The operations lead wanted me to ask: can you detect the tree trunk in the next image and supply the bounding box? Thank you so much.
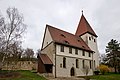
[0,62,3,70]
[115,66,117,73]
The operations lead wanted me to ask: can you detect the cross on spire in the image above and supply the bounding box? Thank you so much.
[82,10,83,14]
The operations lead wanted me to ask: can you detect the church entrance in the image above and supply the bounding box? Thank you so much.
[70,67,75,76]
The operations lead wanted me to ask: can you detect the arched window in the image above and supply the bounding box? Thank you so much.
[94,60,95,68]
[94,39,96,42]
[82,60,85,68]
[76,59,79,68]
[63,57,66,68]
[89,37,91,40]
[89,61,92,69]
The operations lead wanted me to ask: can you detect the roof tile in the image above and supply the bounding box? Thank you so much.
[47,24,92,52]
[75,14,97,37]
[40,54,53,64]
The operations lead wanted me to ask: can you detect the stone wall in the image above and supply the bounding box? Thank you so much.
[2,61,38,70]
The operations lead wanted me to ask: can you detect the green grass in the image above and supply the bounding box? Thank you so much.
[0,70,46,80]
[89,73,120,80]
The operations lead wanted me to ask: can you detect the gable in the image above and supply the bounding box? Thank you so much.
[41,26,53,49]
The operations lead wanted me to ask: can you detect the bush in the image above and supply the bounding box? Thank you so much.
[85,76,90,80]
[94,71,100,75]
[99,65,109,75]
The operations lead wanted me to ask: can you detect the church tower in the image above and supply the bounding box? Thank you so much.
[75,12,99,69]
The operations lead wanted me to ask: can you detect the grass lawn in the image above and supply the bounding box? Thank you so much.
[0,70,46,80]
[89,73,120,80]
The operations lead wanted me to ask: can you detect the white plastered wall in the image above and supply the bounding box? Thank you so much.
[81,33,99,69]
[42,27,53,49]
[55,44,93,77]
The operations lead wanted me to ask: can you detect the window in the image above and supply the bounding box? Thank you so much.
[69,47,72,53]
[89,52,91,57]
[60,64,62,68]
[61,34,66,38]
[94,39,96,42]
[94,60,95,68]
[63,57,66,68]
[82,50,85,56]
[91,36,93,39]
[64,40,69,44]
[89,61,92,69]
[76,59,79,68]
[75,49,78,55]
[28,62,30,64]
[78,40,80,42]
[60,45,64,52]
[89,37,91,40]
[82,60,85,68]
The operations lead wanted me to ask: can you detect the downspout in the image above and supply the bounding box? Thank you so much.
[54,43,56,78]
[92,52,94,73]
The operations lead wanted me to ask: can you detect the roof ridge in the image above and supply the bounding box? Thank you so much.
[46,24,76,37]
[46,24,93,52]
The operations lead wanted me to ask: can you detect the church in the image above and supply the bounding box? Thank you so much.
[38,13,99,77]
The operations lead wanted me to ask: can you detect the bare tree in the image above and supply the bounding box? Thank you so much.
[4,42,23,70]
[23,48,34,58]
[82,65,90,80]
[82,65,90,76]
[36,49,41,57]
[0,7,26,69]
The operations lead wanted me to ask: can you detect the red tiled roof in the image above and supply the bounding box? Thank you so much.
[75,14,97,37]
[40,54,53,64]
[47,24,93,52]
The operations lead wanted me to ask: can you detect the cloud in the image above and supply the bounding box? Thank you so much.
[93,0,120,53]
[1,0,120,54]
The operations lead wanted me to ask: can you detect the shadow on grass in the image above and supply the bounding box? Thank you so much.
[78,73,120,80]
[0,70,21,79]
[0,70,46,80]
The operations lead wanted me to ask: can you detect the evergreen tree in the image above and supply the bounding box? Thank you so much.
[105,39,120,73]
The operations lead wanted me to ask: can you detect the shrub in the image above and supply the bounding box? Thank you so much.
[94,71,100,75]
[99,65,109,75]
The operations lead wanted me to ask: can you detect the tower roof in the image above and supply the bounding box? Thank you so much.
[75,13,97,37]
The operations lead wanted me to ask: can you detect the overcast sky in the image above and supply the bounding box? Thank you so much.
[0,0,120,54]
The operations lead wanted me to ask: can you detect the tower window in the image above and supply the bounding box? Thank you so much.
[63,57,66,68]
[69,47,72,54]
[91,36,93,39]
[75,49,78,55]
[60,45,64,52]
[89,37,91,40]
[94,39,96,42]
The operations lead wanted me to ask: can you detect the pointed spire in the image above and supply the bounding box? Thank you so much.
[75,13,97,37]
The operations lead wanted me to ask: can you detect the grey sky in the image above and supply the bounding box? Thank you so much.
[0,0,120,54]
